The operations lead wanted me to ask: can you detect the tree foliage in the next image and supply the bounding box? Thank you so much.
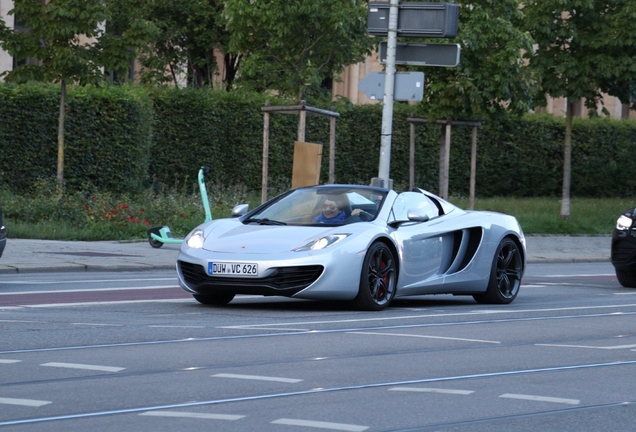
[109,0,235,89]
[224,0,374,101]
[415,0,537,121]
[0,0,155,181]
[524,0,636,112]
[523,0,636,218]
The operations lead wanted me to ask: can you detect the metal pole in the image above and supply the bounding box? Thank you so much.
[377,0,399,186]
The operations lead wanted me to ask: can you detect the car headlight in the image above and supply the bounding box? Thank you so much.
[294,234,350,252]
[186,229,205,249]
[617,215,633,231]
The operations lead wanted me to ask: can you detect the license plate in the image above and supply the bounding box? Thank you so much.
[208,262,258,277]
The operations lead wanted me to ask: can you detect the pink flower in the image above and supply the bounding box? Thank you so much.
[143,220,150,226]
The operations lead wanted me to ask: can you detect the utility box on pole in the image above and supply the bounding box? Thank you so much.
[367,2,459,38]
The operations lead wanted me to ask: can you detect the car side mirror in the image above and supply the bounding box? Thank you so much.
[407,208,430,222]
[232,204,249,217]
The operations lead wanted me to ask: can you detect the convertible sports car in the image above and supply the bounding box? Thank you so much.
[176,185,526,311]
[611,208,636,287]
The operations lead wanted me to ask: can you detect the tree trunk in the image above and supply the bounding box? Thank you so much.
[560,102,573,220]
[57,80,66,184]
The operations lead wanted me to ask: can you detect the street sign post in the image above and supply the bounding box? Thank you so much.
[378,42,461,67]
[367,2,459,38]
[359,72,425,102]
[367,2,459,187]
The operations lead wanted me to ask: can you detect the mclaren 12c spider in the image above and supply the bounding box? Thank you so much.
[176,185,526,311]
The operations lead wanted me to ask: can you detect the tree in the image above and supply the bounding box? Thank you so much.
[417,0,537,121]
[411,0,537,199]
[524,0,636,219]
[108,0,239,90]
[224,0,374,101]
[0,0,155,183]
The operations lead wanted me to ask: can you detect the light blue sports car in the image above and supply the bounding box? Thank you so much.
[176,184,526,311]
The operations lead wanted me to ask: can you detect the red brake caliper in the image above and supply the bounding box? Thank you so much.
[378,260,387,298]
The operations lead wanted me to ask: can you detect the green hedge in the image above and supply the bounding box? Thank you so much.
[1,83,636,198]
[0,82,153,194]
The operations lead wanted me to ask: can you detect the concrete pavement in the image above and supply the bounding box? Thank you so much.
[0,235,612,274]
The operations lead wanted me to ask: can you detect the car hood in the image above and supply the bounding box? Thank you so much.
[201,220,352,254]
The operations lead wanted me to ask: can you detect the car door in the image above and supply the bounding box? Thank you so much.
[389,191,453,294]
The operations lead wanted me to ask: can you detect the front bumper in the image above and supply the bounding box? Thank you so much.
[611,228,636,270]
[176,247,365,301]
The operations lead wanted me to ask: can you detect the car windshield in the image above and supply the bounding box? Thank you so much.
[244,186,388,226]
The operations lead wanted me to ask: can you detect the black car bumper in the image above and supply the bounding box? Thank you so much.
[611,208,636,270]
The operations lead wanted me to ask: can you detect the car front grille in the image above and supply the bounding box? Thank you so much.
[178,261,324,297]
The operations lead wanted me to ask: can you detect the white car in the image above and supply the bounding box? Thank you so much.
[176,185,526,311]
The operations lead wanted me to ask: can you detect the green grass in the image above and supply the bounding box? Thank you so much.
[2,185,632,240]
[450,196,633,235]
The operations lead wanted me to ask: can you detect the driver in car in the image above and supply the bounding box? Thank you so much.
[313,197,347,224]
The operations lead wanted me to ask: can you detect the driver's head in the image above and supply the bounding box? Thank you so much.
[321,196,341,219]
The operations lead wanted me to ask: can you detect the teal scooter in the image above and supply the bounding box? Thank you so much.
[147,166,213,248]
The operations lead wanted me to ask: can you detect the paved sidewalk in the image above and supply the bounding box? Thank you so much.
[0,235,612,274]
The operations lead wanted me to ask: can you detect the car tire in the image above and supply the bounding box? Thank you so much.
[193,293,235,306]
[615,268,636,288]
[352,242,397,311]
[473,237,523,305]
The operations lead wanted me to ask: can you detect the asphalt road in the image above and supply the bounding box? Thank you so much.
[1,262,635,431]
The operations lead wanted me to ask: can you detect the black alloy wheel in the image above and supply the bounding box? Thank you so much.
[474,237,523,304]
[353,242,397,311]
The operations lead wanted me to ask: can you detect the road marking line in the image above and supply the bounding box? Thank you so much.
[538,274,615,278]
[0,278,176,285]
[2,360,634,427]
[219,303,636,329]
[148,325,205,329]
[537,343,636,350]
[139,411,244,420]
[41,362,124,373]
[72,323,123,327]
[22,299,192,308]
[0,397,51,407]
[271,418,368,431]
[212,373,302,383]
[349,331,500,344]
[0,320,43,323]
[230,327,311,331]
[0,285,178,295]
[521,284,547,288]
[0,360,21,364]
[389,387,474,395]
[499,393,580,405]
